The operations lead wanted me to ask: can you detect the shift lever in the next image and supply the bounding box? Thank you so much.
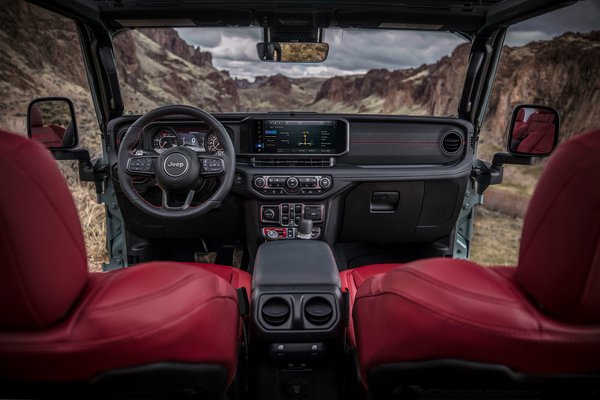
[297,218,313,240]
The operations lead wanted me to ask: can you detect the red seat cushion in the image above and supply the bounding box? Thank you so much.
[340,264,402,346]
[187,263,251,295]
[0,262,241,383]
[353,258,600,381]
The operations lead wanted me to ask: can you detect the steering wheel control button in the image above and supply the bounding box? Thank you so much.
[200,158,223,173]
[128,157,155,173]
[163,153,189,177]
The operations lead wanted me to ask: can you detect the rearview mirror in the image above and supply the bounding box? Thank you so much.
[257,42,329,63]
[27,97,78,149]
[507,104,559,156]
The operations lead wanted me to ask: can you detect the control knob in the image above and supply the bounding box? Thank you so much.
[254,176,266,188]
[263,208,276,220]
[319,177,332,189]
[266,230,279,240]
[286,177,299,189]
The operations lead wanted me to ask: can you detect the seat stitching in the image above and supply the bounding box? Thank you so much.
[0,295,238,350]
[90,272,205,313]
[392,268,522,306]
[355,290,600,341]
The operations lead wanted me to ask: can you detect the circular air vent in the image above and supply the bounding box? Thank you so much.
[441,131,464,155]
[304,297,333,325]
[261,298,290,326]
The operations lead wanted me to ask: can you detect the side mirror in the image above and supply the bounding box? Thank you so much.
[27,97,78,149]
[507,104,559,157]
[257,42,329,63]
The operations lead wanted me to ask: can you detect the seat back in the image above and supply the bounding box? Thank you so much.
[0,131,88,329]
[517,129,600,323]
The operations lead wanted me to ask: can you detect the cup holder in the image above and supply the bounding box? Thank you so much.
[261,297,291,326]
[304,296,333,325]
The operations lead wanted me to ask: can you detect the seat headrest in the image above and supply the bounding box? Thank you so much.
[517,129,600,323]
[0,130,88,329]
[529,111,555,124]
[516,108,526,122]
[29,104,43,128]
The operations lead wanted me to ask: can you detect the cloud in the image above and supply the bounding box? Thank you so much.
[178,27,466,79]
[505,0,600,45]
[176,0,600,79]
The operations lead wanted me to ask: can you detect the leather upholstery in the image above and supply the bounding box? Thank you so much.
[350,128,600,381]
[512,108,528,140]
[353,259,600,379]
[29,105,65,147]
[518,128,600,322]
[0,130,248,384]
[187,262,252,296]
[0,262,240,382]
[516,110,555,154]
[340,264,401,346]
[0,130,88,329]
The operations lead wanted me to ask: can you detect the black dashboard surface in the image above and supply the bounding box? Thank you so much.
[107,112,473,169]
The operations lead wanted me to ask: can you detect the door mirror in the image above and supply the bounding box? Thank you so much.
[257,42,329,63]
[507,105,559,156]
[27,97,78,149]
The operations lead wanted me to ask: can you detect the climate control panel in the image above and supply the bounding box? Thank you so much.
[253,175,333,195]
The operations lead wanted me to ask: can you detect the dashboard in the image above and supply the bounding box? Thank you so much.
[107,112,474,245]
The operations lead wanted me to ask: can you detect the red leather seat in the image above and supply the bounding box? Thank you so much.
[516,110,556,154]
[29,104,65,148]
[511,108,528,141]
[0,130,250,396]
[350,129,600,391]
[340,264,402,346]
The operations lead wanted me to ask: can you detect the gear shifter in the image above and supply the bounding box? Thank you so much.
[297,218,313,240]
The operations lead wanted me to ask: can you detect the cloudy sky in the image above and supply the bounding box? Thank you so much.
[177,0,600,81]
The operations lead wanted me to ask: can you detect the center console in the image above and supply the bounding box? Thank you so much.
[250,241,346,399]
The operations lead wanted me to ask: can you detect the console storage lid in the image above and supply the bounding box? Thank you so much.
[252,241,340,287]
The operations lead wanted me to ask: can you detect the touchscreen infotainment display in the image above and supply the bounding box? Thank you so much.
[252,120,347,154]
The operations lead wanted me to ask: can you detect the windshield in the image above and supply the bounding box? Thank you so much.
[112,28,470,116]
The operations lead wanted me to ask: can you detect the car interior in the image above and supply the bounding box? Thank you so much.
[0,0,599,399]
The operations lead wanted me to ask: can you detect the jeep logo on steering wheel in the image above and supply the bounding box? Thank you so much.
[163,153,189,177]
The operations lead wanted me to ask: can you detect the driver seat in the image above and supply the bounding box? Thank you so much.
[0,130,250,398]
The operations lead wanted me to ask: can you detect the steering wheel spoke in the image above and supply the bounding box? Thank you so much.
[198,155,225,177]
[118,105,235,219]
[161,188,196,210]
[126,155,158,176]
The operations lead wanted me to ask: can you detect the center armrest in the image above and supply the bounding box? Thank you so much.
[252,241,340,287]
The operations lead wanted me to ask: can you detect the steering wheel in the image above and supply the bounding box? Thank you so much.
[117,105,235,219]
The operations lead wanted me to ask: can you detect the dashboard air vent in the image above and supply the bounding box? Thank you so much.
[441,131,464,155]
[252,158,335,167]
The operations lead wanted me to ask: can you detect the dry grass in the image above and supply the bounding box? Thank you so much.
[0,117,108,272]
[471,207,523,266]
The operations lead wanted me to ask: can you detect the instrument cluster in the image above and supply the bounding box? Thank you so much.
[151,126,225,155]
